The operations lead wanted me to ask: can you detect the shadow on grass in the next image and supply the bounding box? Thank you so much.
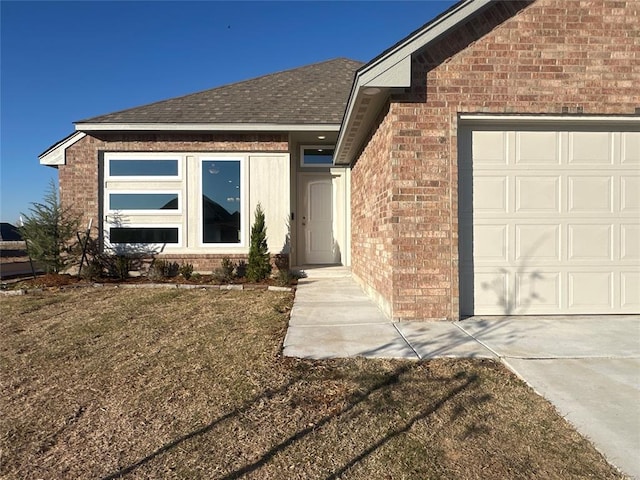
[100,376,302,480]
[102,363,481,480]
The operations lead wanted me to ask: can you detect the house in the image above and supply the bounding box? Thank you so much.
[40,0,639,320]
[0,223,22,242]
[40,58,362,272]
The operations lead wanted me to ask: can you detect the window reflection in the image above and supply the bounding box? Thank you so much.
[202,160,241,243]
[302,147,334,166]
[109,193,178,210]
[109,159,178,177]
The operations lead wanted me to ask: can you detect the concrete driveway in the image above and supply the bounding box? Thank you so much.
[284,267,640,479]
[455,315,640,479]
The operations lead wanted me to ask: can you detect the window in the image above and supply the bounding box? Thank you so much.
[106,157,180,179]
[108,192,180,212]
[109,226,180,244]
[201,158,243,244]
[300,146,335,167]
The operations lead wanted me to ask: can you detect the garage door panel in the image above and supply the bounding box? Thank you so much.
[472,131,508,164]
[568,131,613,165]
[516,224,560,262]
[474,176,508,212]
[516,176,560,213]
[462,124,639,315]
[621,176,639,213]
[568,272,613,309]
[516,271,561,312]
[621,224,640,261]
[475,271,509,313]
[516,131,559,165]
[568,176,613,213]
[621,272,640,309]
[621,132,640,164]
[568,224,613,261]
[474,225,508,261]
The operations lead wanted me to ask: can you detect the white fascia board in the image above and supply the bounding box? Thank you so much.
[39,132,86,166]
[459,114,640,124]
[75,123,340,132]
[361,55,412,89]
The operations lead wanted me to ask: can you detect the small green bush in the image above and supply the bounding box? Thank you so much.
[18,181,80,274]
[246,204,271,282]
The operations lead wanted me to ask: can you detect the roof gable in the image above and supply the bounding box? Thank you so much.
[77,58,363,128]
[334,0,533,165]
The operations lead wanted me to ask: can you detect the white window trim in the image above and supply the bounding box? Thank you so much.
[105,152,183,181]
[104,223,183,251]
[106,190,182,215]
[300,145,335,168]
[199,157,246,248]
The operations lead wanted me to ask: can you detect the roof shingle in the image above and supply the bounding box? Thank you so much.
[77,58,364,125]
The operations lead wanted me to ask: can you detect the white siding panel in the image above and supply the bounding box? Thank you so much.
[248,154,291,254]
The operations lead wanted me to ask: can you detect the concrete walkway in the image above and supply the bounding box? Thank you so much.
[283,266,640,479]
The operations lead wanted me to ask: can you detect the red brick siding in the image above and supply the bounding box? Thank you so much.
[352,0,639,320]
[350,104,395,312]
[59,132,288,271]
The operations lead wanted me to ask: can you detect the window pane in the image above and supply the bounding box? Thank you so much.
[110,227,178,244]
[109,193,178,210]
[303,148,334,165]
[202,160,241,243]
[109,159,178,176]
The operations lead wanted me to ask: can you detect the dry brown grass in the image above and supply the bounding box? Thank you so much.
[0,288,626,479]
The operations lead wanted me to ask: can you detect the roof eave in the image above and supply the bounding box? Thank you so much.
[333,0,493,166]
[74,122,341,132]
[39,132,87,167]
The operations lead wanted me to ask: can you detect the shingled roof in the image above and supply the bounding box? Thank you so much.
[77,58,364,126]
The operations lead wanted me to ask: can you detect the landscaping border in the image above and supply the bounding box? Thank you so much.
[0,282,295,296]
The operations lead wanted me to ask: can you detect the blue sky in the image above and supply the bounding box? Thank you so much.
[0,0,456,224]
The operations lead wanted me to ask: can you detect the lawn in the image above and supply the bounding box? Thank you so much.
[0,287,625,479]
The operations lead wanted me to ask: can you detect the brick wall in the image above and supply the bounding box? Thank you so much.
[351,0,639,320]
[60,132,288,271]
[350,105,396,316]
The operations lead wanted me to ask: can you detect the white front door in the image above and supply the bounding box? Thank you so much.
[299,174,335,264]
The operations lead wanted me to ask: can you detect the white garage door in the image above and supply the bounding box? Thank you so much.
[459,123,640,316]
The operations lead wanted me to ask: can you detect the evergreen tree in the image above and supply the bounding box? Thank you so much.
[18,181,80,273]
[246,203,271,282]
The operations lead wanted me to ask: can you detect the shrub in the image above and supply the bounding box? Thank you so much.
[18,181,80,274]
[148,259,179,281]
[79,259,103,281]
[103,255,132,280]
[235,260,247,278]
[221,257,235,279]
[275,269,304,287]
[246,203,271,282]
[179,262,194,280]
[212,257,235,283]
